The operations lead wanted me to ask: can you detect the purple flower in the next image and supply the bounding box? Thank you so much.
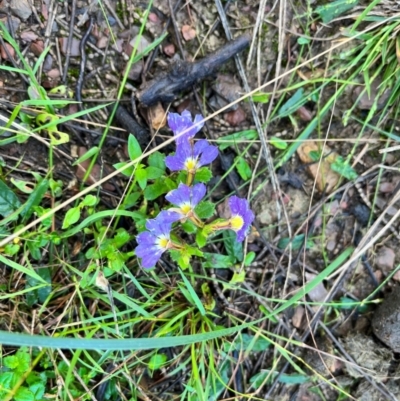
[168,110,204,145]
[228,196,255,242]
[135,211,179,268]
[165,139,218,172]
[165,183,206,220]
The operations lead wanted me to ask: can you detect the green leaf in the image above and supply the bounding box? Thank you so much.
[235,156,252,181]
[49,84,73,97]
[113,228,130,248]
[26,266,52,306]
[47,130,70,146]
[143,179,168,200]
[14,386,34,401]
[20,178,49,222]
[113,161,135,177]
[4,243,20,256]
[224,333,271,352]
[229,271,245,285]
[148,151,165,170]
[277,234,314,250]
[201,282,216,311]
[270,136,288,150]
[27,240,42,261]
[123,192,141,208]
[128,134,142,160]
[0,371,14,391]
[135,166,148,190]
[62,207,81,229]
[315,0,358,23]
[244,251,256,266]
[250,370,309,387]
[81,194,97,207]
[29,381,45,399]
[195,229,207,248]
[181,220,197,234]
[148,354,167,370]
[203,253,234,268]
[297,37,310,45]
[330,156,358,180]
[194,167,212,183]
[16,348,31,373]
[72,146,98,166]
[216,130,258,150]
[223,230,243,262]
[4,354,19,369]
[251,92,270,103]
[308,150,320,162]
[145,166,164,180]
[278,88,305,117]
[169,249,190,270]
[164,177,177,191]
[194,201,215,219]
[108,252,126,272]
[0,179,21,217]
[11,179,34,194]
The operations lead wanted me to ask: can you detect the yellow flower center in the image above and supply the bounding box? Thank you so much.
[230,215,244,231]
[181,203,192,215]
[185,158,197,171]
[157,237,169,249]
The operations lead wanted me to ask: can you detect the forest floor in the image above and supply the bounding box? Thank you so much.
[1,0,400,400]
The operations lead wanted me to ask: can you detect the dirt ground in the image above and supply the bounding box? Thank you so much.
[2,0,400,400]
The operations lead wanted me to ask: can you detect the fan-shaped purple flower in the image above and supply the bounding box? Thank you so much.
[135,211,179,268]
[168,110,204,145]
[228,196,255,242]
[165,139,218,172]
[165,183,206,219]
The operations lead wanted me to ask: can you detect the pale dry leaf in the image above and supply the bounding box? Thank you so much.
[181,25,196,41]
[297,142,340,193]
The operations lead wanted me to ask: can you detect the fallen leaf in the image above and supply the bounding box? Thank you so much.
[148,102,166,130]
[224,107,246,126]
[292,306,305,329]
[305,273,328,302]
[297,141,340,193]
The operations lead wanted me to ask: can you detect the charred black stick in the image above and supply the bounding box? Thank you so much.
[109,104,150,147]
[137,34,250,106]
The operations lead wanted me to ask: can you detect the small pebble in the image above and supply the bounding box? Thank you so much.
[10,0,32,20]
[375,247,395,272]
[224,107,246,126]
[181,25,196,41]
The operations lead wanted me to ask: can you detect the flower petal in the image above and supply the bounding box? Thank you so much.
[193,140,218,166]
[167,110,204,145]
[191,183,206,206]
[165,141,191,171]
[140,247,165,268]
[146,217,172,238]
[165,154,184,171]
[228,196,255,242]
[158,210,182,223]
[166,183,191,206]
[136,231,156,246]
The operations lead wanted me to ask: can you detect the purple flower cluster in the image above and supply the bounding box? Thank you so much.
[135,111,255,269]
[165,110,218,179]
